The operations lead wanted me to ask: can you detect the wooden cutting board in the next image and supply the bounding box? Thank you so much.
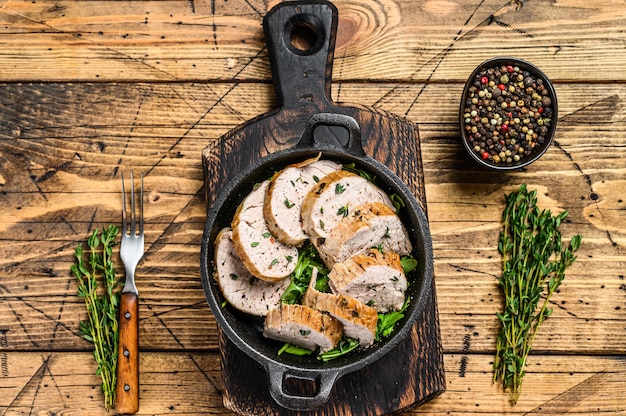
[201,1,445,414]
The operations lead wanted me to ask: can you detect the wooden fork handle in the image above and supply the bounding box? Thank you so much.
[116,292,139,414]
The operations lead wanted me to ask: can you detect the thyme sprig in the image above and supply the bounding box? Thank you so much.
[71,225,121,410]
[494,184,581,404]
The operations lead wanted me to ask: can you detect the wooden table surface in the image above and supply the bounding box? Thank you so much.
[1,0,625,414]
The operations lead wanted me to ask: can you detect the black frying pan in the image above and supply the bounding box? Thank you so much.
[200,112,434,410]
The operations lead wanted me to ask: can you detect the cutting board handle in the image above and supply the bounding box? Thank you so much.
[263,0,338,109]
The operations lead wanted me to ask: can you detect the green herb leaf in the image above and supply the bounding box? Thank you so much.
[284,198,295,208]
[400,256,418,274]
[376,296,410,341]
[390,194,405,212]
[318,337,360,362]
[337,204,349,217]
[278,343,314,356]
[280,242,330,305]
[343,163,376,182]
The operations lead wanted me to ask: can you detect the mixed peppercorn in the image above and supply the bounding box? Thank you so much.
[462,63,555,166]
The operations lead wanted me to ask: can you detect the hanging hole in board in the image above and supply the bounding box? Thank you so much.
[287,15,324,55]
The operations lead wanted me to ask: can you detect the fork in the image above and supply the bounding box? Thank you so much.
[116,170,144,414]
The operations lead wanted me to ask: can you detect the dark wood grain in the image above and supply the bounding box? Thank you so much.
[201,1,443,414]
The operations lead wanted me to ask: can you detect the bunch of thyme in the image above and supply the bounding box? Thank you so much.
[494,184,581,403]
[71,225,121,410]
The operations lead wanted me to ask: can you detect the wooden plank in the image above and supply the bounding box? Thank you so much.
[1,81,625,353]
[0,0,625,82]
[1,352,624,415]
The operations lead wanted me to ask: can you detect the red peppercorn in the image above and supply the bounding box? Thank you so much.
[481,76,488,85]
[507,112,513,119]
[482,151,490,160]
[498,84,506,90]
[501,124,509,133]
[538,107,544,114]
[507,65,514,73]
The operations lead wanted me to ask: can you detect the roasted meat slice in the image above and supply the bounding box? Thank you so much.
[303,269,378,347]
[263,303,343,352]
[328,249,408,313]
[301,170,394,244]
[316,201,412,268]
[264,157,341,246]
[232,180,299,281]
[214,228,289,316]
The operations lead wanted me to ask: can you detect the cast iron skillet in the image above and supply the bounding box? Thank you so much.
[200,112,434,410]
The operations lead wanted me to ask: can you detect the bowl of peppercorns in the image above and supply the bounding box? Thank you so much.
[460,57,557,170]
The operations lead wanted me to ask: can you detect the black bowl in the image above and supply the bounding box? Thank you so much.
[460,57,558,170]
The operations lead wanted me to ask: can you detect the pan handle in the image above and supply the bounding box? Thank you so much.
[265,361,340,411]
[298,112,367,157]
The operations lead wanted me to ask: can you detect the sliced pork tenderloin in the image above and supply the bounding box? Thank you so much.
[263,303,343,352]
[214,228,290,316]
[301,170,395,244]
[232,180,299,282]
[316,201,412,268]
[264,157,341,246]
[328,248,408,313]
[303,268,378,347]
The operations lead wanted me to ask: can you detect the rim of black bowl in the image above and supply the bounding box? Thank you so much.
[459,57,558,171]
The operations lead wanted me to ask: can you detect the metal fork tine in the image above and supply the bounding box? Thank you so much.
[130,170,136,236]
[121,171,127,236]
[139,171,144,235]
